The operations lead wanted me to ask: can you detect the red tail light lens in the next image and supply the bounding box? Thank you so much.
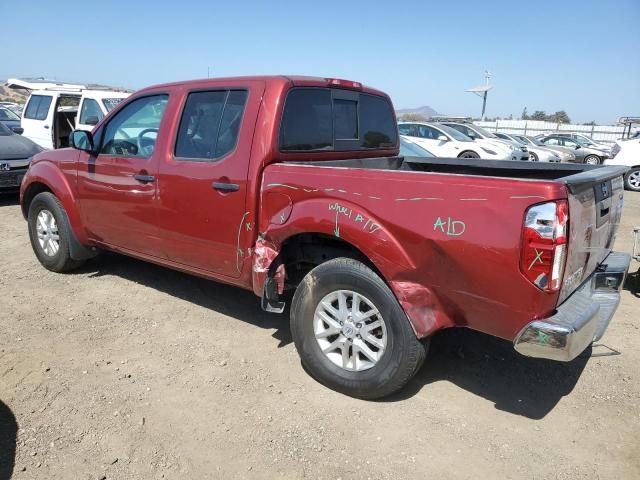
[520,201,568,292]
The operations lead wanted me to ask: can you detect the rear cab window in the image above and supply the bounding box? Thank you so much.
[279,88,397,152]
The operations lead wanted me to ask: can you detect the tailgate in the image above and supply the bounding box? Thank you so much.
[559,166,628,303]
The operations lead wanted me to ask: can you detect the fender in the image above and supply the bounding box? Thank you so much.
[253,196,451,337]
[21,160,97,260]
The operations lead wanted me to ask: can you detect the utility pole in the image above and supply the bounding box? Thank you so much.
[465,70,492,120]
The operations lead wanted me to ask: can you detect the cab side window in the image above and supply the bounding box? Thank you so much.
[79,98,103,125]
[24,95,53,121]
[100,95,168,158]
[174,90,248,161]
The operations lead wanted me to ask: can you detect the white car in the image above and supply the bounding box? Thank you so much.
[7,78,130,149]
[398,121,511,160]
[608,138,640,191]
[439,122,530,161]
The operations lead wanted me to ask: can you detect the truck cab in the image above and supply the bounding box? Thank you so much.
[7,78,130,149]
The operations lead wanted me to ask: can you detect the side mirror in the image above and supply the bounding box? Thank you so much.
[437,135,448,142]
[71,130,96,153]
[11,126,24,135]
[83,116,100,126]
[575,145,581,150]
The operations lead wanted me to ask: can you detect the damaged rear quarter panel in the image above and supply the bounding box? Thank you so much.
[257,163,567,340]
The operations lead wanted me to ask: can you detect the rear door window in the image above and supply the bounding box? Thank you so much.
[280,88,397,151]
[24,95,53,120]
[174,90,248,160]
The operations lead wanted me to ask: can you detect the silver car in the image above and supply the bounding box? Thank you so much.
[514,135,577,163]
[494,132,561,162]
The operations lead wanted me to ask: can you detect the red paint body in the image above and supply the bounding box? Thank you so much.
[20,76,582,342]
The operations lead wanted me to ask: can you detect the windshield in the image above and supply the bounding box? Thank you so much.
[0,122,11,136]
[400,138,434,157]
[437,124,472,142]
[0,108,20,121]
[471,124,497,138]
[102,98,125,112]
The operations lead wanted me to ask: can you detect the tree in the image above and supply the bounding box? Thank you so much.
[530,110,547,121]
[397,113,427,122]
[548,111,571,124]
[521,107,528,120]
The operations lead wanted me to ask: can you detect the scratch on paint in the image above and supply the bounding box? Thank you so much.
[353,192,362,196]
[511,195,546,199]
[303,188,319,192]
[368,195,381,200]
[236,211,250,273]
[459,198,488,201]
[338,189,347,193]
[267,183,298,190]
[324,188,334,192]
[396,197,443,201]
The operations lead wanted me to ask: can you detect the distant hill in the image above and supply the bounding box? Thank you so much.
[0,83,29,104]
[395,105,439,120]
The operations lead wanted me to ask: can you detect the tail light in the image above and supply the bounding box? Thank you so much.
[520,201,568,292]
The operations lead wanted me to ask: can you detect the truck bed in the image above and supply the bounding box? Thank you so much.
[261,157,627,341]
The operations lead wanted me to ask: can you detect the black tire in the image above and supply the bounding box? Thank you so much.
[290,257,428,399]
[584,155,600,165]
[624,167,640,192]
[28,192,84,272]
[529,152,539,162]
[458,150,480,159]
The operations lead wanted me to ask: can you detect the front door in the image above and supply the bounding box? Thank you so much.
[76,94,170,257]
[155,81,264,278]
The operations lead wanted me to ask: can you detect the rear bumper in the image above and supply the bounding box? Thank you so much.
[514,251,631,361]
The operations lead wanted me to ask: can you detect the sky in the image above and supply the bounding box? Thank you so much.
[3,0,639,124]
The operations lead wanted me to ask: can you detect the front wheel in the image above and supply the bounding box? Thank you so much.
[28,192,84,272]
[458,150,480,159]
[584,155,601,165]
[290,258,427,399]
[624,167,640,192]
[529,152,539,162]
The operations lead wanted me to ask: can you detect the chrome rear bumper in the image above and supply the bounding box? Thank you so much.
[514,252,631,361]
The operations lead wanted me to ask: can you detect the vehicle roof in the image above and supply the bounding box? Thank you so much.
[29,89,130,98]
[135,75,388,97]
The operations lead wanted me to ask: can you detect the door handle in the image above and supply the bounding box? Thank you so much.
[44,125,50,129]
[133,174,155,183]
[212,182,239,192]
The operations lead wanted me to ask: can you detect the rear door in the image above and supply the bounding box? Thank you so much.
[76,93,170,256]
[21,92,57,149]
[155,81,264,278]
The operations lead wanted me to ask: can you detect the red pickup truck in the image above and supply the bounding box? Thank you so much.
[20,76,630,399]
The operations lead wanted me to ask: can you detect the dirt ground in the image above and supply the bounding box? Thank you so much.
[1,191,639,480]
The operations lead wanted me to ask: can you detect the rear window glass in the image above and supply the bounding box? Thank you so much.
[279,88,397,151]
[24,95,53,120]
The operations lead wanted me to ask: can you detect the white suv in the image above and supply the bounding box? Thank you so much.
[398,122,512,160]
[8,78,130,149]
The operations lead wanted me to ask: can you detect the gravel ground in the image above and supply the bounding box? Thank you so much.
[1,191,639,480]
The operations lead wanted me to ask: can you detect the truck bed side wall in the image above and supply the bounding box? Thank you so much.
[259,163,569,341]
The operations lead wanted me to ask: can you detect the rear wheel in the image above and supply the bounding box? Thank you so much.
[290,258,427,399]
[28,192,84,272]
[624,167,640,192]
[458,150,480,159]
[584,155,600,165]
